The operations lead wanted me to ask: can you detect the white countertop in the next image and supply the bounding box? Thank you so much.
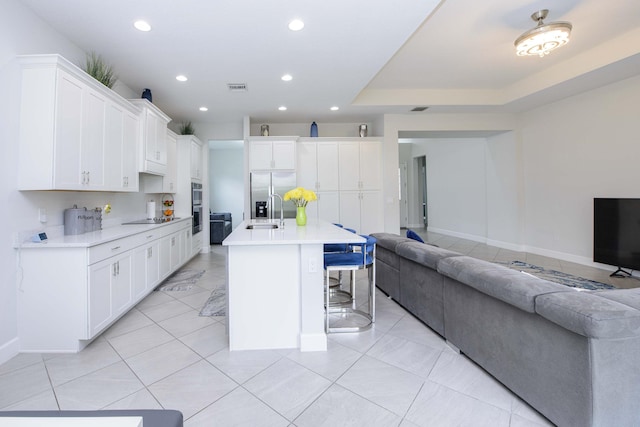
[223,219,365,246]
[18,218,192,249]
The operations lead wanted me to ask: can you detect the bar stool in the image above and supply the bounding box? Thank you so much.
[324,227,357,305]
[324,235,376,333]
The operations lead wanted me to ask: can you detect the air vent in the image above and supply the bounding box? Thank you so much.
[227,83,248,92]
[411,106,429,112]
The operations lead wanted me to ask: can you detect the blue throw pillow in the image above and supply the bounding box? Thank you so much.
[406,229,425,243]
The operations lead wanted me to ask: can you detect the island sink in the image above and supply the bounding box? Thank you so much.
[245,223,279,230]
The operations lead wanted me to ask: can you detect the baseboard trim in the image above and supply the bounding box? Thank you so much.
[0,337,20,365]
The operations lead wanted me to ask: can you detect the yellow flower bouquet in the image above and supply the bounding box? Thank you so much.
[284,187,317,207]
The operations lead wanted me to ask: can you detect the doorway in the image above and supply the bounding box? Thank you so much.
[416,155,427,227]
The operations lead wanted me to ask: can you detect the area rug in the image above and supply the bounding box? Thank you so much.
[199,288,226,316]
[155,269,205,291]
[500,261,615,291]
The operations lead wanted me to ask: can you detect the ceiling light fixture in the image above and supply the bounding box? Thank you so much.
[199,107,208,112]
[330,106,339,111]
[281,74,293,81]
[514,9,572,57]
[133,20,151,32]
[176,75,188,82]
[278,106,287,111]
[288,19,304,31]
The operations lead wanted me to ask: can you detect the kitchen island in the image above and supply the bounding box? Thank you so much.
[223,219,364,351]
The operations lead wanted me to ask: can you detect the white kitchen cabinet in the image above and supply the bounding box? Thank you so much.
[88,252,132,338]
[297,140,339,192]
[105,104,140,191]
[338,140,382,191]
[17,219,195,352]
[18,54,141,192]
[159,235,171,279]
[249,138,296,171]
[339,191,383,235]
[164,130,178,192]
[129,98,171,176]
[190,136,203,181]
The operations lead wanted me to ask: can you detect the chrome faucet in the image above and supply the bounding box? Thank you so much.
[267,190,285,228]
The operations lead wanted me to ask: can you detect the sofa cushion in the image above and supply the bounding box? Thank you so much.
[437,256,569,313]
[396,241,461,270]
[536,291,640,338]
[371,233,414,270]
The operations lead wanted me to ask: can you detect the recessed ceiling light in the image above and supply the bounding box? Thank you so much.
[288,19,304,31]
[199,107,208,112]
[176,75,188,82]
[330,106,339,111]
[281,74,293,81]
[278,106,287,111]
[134,20,151,32]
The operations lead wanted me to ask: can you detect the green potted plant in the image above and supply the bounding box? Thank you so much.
[180,121,195,135]
[83,51,116,88]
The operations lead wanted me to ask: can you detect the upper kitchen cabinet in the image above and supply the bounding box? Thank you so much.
[249,138,296,171]
[18,54,141,191]
[129,99,171,176]
[189,136,203,182]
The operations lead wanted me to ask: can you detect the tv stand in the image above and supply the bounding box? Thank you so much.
[610,267,632,278]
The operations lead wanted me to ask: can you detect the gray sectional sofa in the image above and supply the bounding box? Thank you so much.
[372,232,640,427]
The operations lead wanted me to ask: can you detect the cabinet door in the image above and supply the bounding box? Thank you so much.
[104,102,124,190]
[53,71,83,189]
[88,260,113,337]
[145,110,159,163]
[359,141,382,190]
[132,246,148,301]
[159,236,171,280]
[249,141,273,170]
[182,228,192,264]
[112,255,132,315]
[272,141,295,170]
[317,141,339,191]
[190,139,202,181]
[170,233,181,270]
[338,192,361,232]
[296,141,317,190]
[146,242,160,287]
[359,191,383,235]
[338,142,360,191]
[82,89,106,189]
[155,116,168,165]
[122,110,139,191]
[317,191,340,224]
[164,131,177,192]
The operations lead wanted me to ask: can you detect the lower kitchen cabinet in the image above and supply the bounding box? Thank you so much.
[17,219,194,352]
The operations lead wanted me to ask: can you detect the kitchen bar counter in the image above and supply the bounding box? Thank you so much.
[223,219,364,351]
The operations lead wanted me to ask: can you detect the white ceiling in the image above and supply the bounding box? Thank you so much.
[19,0,640,126]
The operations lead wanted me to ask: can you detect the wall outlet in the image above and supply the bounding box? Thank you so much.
[38,208,47,223]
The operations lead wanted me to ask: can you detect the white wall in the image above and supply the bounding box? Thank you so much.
[209,141,245,228]
[248,122,375,138]
[409,139,489,240]
[521,74,640,263]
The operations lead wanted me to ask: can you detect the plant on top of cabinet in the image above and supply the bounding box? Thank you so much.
[83,51,116,88]
[179,121,195,135]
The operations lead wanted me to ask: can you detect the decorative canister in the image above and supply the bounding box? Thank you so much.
[310,121,318,137]
[64,205,87,235]
[142,88,152,102]
[359,124,368,137]
[261,124,270,136]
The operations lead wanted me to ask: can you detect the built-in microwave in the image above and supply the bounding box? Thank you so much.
[191,182,203,234]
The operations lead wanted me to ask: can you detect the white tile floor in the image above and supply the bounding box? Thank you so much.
[2,230,635,426]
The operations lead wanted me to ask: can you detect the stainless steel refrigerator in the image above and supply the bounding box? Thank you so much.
[250,172,297,219]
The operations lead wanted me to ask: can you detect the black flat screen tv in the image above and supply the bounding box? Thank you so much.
[594,198,640,275]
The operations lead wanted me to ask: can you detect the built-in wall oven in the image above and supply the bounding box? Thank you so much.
[191,182,203,235]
